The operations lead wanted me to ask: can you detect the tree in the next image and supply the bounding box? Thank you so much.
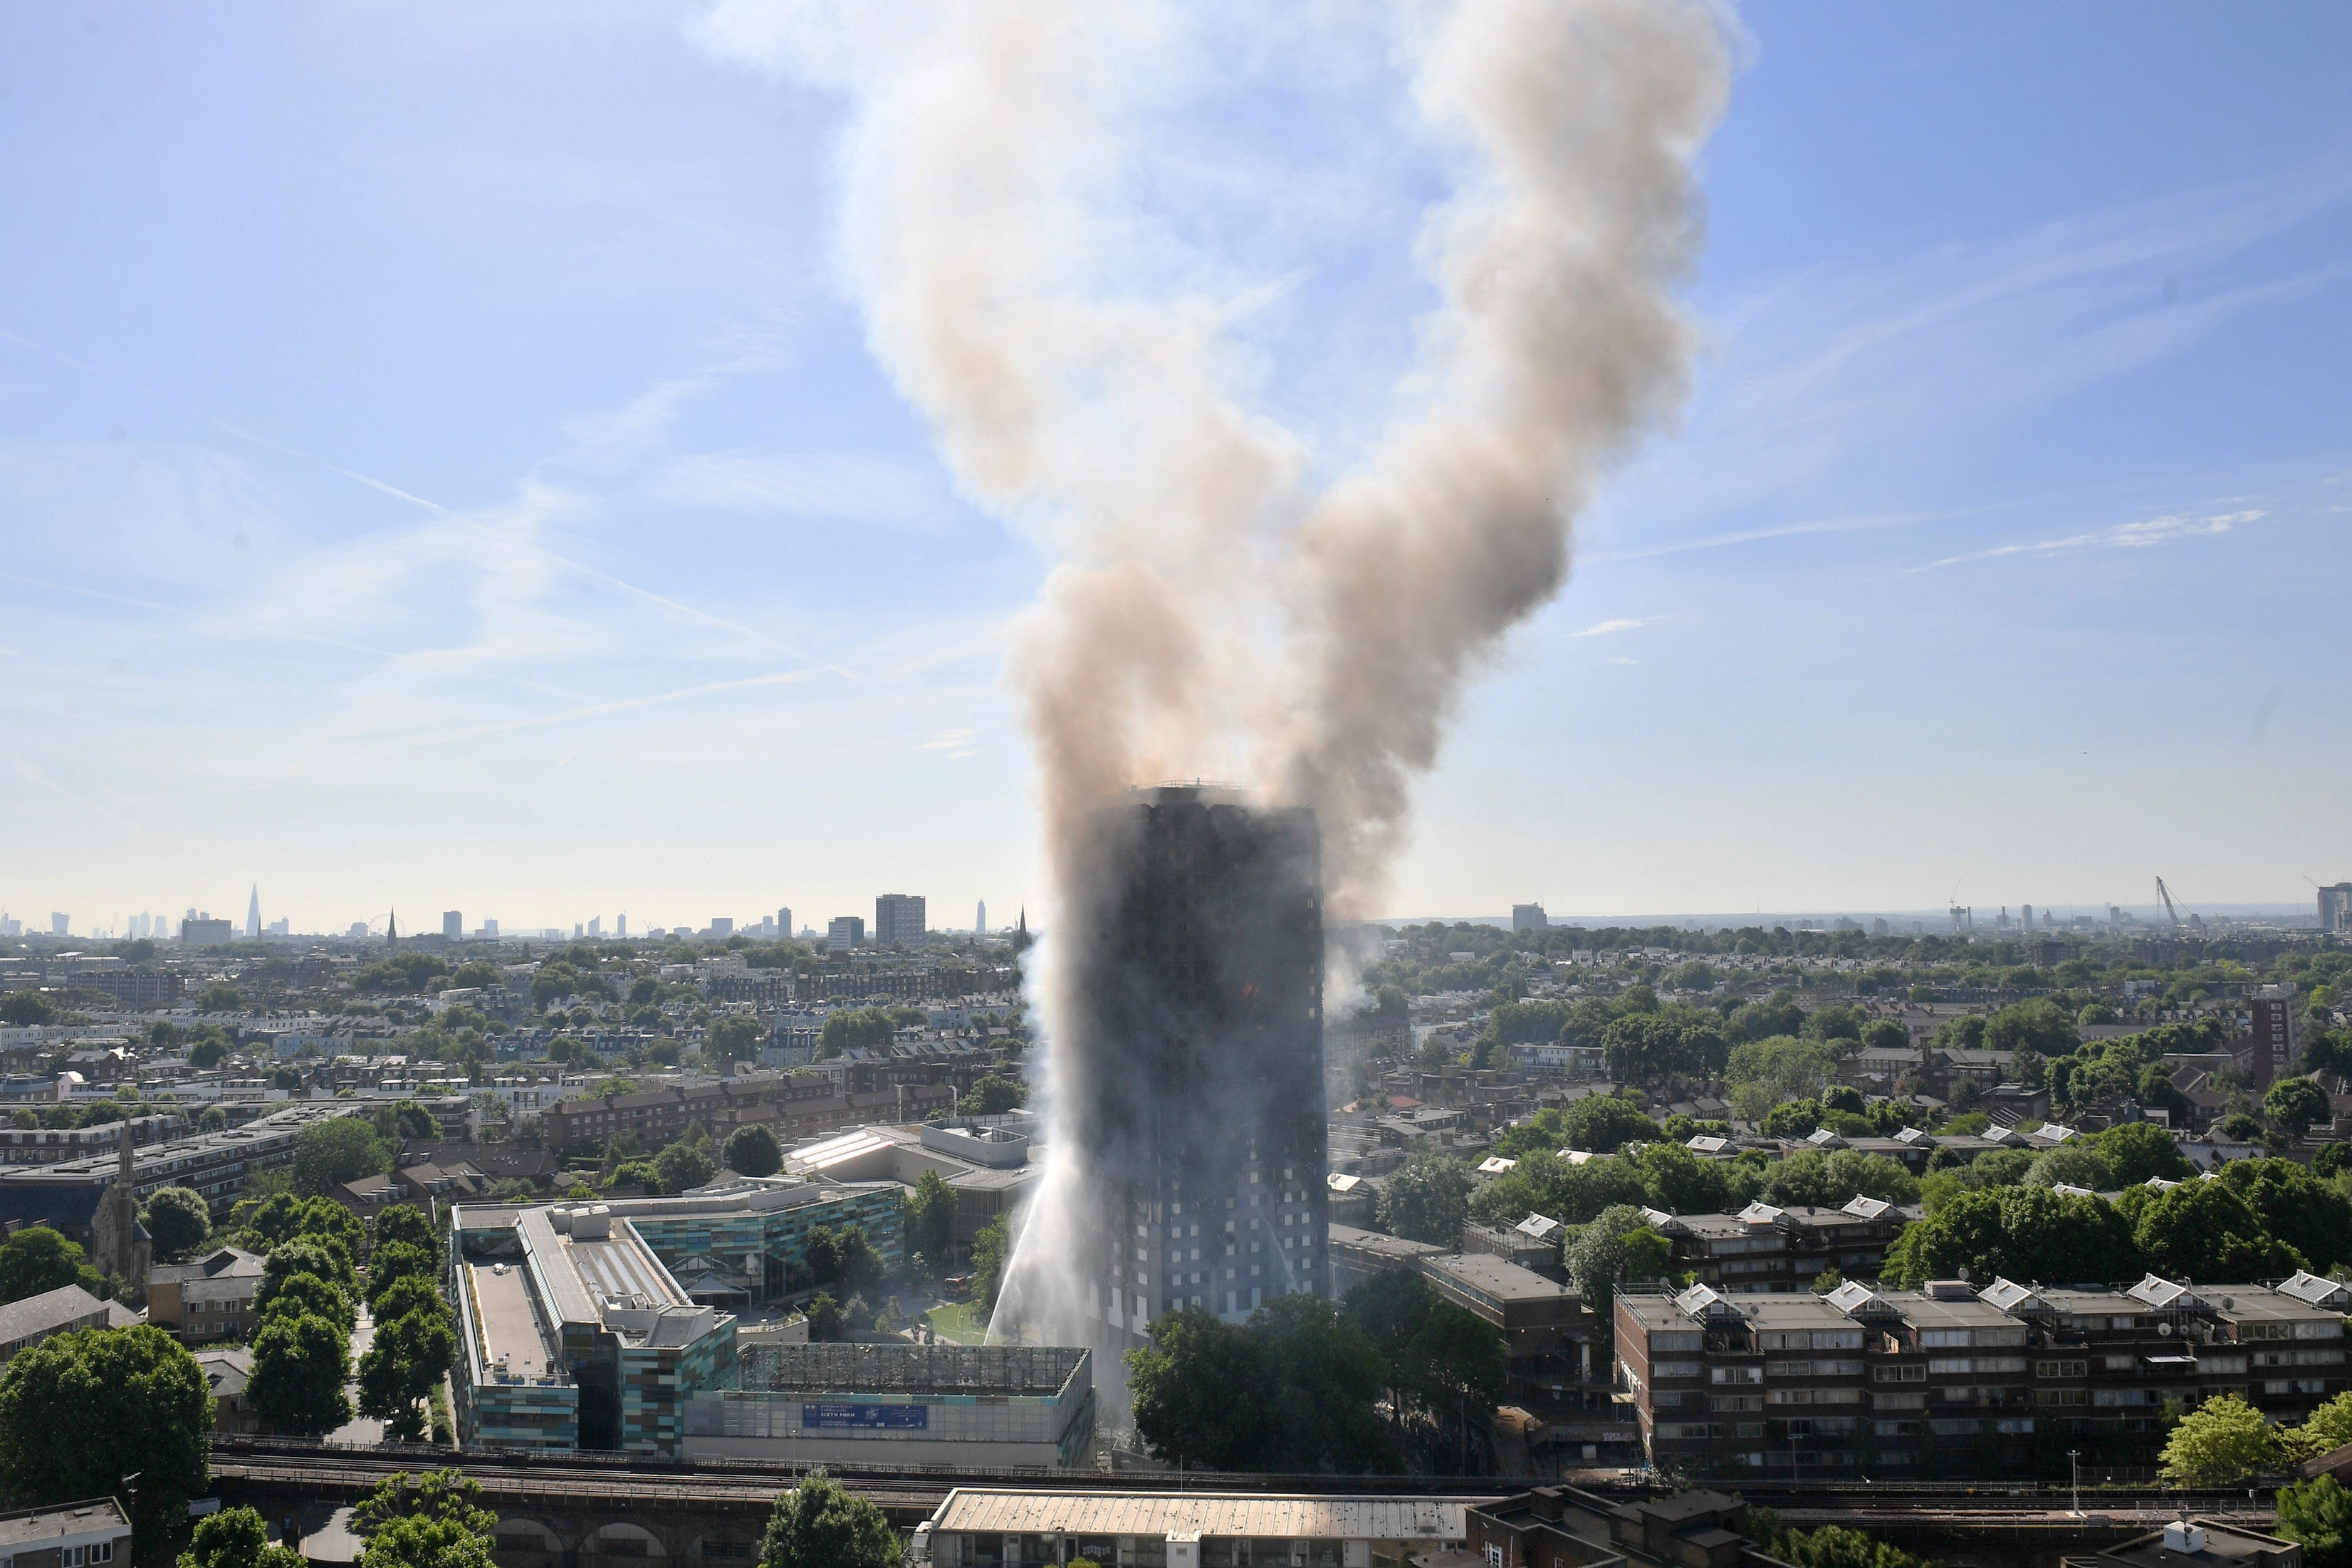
[1881,1186,2143,1288]
[1760,1099,1823,1140]
[903,1169,956,1263]
[179,1506,308,1568]
[360,1517,496,1568]
[2297,1392,2352,1459]
[189,1038,230,1071]
[2160,1394,2283,1485]
[0,1324,212,1551]
[292,1117,390,1196]
[248,1311,353,1434]
[359,1307,458,1441]
[653,1140,715,1195]
[260,1272,355,1336]
[2130,1181,2301,1283]
[2023,1144,2113,1191]
[0,993,57,1027]
[0,1225,103,1304]
[1344,1270,1441,1440]
[807,1225,885,1295]
[2267,1077,2331,1140]
[1760,1149,1919,1209]
[2095,1121,2193,1186]
[1567,1206,1671,1327]
[758,1470,899,1568]
[963,1075,1027,1115]
[375,1204,437,1253]
[2215,1158,2352,1275]
[1984,998,2080,1057]
[2280,1475,2352,1568]
[804,1292,844,1341]
[971,1216,1009,1314]
[365,1242,438,1307]
[263,1233,357,1294]
[1561,1093,1658,1154]
[816,1009,899,1059]
[353,1468,498,1540]
[723,1124,783,1178]
[1404,1298,1506,1473]
[1377,1147,1473,1247]
[706,1014,765,1068]
[1756,1523,1933,1568]
[1127,1306,1275,1470]
[1724,1037,1841,1122]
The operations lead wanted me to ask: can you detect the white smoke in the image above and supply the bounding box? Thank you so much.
[701,0,1730,1347]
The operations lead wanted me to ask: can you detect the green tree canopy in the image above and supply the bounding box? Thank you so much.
[2160,1394,2282,1485]
[365,1243,439,1311]
[963,1075,1028,1115]
[1376,1147,1473,1247]
[374,1204,436,1253]
[248,1311,354,1434]
[652,1140,715,1195]
[758,1470,899,1568]
[2126,1181,2303,1282]
[1559,1094,1658,1154]
[0,1324,213,1551]
[291,1117,391,1196]
[178,1506,308,1568]
[359,1307,457,1443]
[2094,1121,2193,1186]
[1984,998,2081,1057]
[816,1009,899,1059]
[0,1226,103,1304]
[971,1216,1009,1313]
[2267,1077,2331,1139]
[1882,1185,2143,1287]
[723,1124,783,1178]
[2279,1475,2352,1568]
[143,1186,214,1262]
[705,1014,765,1067]
[903,1169,955,1263]
[1758,1148,1919,1209]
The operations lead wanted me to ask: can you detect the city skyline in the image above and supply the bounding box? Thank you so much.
[4,5,2348,926]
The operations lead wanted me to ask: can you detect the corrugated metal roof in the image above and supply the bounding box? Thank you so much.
[929,1491,1481,1540]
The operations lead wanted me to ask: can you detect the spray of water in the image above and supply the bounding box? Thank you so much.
[701,0,1730,1352]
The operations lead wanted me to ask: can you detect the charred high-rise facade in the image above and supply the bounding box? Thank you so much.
[1054,786,1327,1347]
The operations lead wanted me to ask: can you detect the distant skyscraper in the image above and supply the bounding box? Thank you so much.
[484,918,500,939]
[2321,884,2352,935]
[587,916,602,937]
[775,907,791,943]
[976,899,986,936]
[347,922,369,940]
[616,913,627,938]
[874,894,926,948]
[49,913,69,937]
[244,885,261,941]
[827,916,864,953]
[2021,904,2034,930]
[1511,903,1547,932]
[443,910,463,940]
[709,917,734,938]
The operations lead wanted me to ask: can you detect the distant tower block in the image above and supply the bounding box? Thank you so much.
[875,894,926,948]
[1512,903,1547,932]
[976,899,987,936]
[444,910,463,940]
[244,884,261,941]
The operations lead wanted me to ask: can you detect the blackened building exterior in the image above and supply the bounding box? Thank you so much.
[1062,788,1328,1346]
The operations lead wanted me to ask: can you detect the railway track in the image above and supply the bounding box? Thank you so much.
[204,1436,2278,1520]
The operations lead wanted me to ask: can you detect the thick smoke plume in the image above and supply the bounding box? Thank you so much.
[704,0,1729,1347]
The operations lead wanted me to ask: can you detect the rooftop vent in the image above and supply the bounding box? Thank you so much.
[1923,1280,1975,1300]
[2160,1522,2207,1554]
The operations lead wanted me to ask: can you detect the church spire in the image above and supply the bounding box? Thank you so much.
[387,909,398,947]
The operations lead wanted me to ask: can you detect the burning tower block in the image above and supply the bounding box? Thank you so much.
[1060,785,1327,1345]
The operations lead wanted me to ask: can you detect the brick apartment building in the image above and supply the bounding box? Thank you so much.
[1616,1271,2352,1478]
[540,1072,952,1156]
[1647,1196,1913,1293]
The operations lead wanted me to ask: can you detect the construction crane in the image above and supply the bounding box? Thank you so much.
[2155,876,2183,926]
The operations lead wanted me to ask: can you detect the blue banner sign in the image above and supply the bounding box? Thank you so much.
[802,1403,928,1430]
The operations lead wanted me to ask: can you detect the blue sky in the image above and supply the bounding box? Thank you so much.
[3,2,2347,937]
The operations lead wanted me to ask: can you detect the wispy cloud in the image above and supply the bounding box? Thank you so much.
[1914,508,2262,572]
[1569,617,1648,637]
[647,450,946,529]
[916,728,975,751]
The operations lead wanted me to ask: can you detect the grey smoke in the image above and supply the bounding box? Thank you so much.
[703,0,1730,1342]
